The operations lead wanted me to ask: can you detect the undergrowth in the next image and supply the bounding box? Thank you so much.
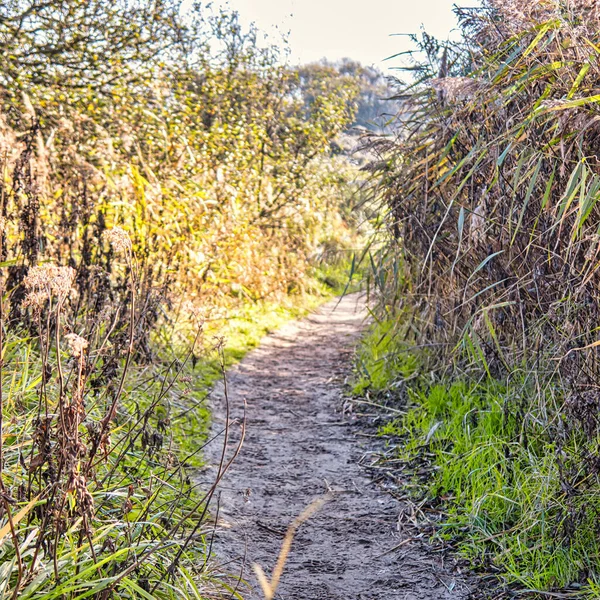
[356,0,600,596]
[0,245,230,599]
[354,317,600,597]
[0,1,367,595]
[0,240,353,598]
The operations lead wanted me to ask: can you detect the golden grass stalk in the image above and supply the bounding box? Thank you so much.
[252,494,330,600]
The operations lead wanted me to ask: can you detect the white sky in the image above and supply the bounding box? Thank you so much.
[213,0,472,72]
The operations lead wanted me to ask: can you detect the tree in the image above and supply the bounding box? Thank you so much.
[0,0,195,90]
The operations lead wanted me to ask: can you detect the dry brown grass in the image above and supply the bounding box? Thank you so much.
[367,0,600,386]
[253,495,330,600]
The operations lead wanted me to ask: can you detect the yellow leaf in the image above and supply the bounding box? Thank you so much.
[0,496,39,544]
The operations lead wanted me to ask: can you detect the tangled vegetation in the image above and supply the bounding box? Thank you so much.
[1,6,361,325]
[357,0,600,596]
[0,1,369,597]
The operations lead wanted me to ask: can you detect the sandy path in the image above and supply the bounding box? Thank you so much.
[204,294,471,600]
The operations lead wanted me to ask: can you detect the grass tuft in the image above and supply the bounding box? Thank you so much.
[353,317,600,596]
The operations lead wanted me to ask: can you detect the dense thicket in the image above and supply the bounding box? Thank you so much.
[362,0,600,593]
[1,2,363,340]
[369,0,600,388]
[0,3,366,597]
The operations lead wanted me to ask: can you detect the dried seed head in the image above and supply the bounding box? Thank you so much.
[470,203,486,246]
[24,264,75,304]
[65,333,89,358]
[24,265,51,291]
[22,290,47,311]
[71,474,95,520]
[105,227,132,253]
[488,0,600,32]
[430,77,480,102]
[52,267,75,300]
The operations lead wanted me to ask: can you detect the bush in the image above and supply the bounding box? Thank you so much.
[0,2,366,596]
[360,2,600,593]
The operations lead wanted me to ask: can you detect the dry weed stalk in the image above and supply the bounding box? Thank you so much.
[0,221,240,596]
[253,495,331,600]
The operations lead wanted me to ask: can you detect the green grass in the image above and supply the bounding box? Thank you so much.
[0,333,227,599]
[352,316,418,395]
[353,318,600,597]
[308,257,363,297]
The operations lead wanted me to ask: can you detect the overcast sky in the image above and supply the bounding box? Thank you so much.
[212,0,472,71]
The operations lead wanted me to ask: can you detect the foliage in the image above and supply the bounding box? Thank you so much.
[1,3,362,342]
[353,318,600,596]
[359,2,600,593]
[352,316,418,395]
[366,0,600,376]
[0,238,236,599]
[0,1,366,597]
[298,59,394,132]
[0,0,194,90]
[394,376,600,593]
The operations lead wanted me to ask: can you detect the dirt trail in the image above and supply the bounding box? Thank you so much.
[204,294,471,599]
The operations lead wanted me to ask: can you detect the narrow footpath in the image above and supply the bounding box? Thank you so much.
[205,294,471,600]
